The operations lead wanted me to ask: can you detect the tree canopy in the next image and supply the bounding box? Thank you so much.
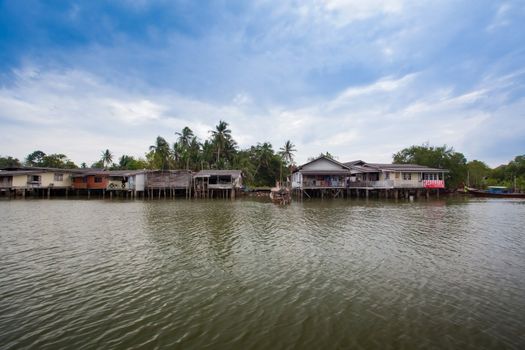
[393,144,467,189]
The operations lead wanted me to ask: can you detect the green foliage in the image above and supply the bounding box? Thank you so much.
[117,155,148,170]
[393,144,467,189]
[486,155,525,191]
[466,160,491,188]
[149,136,172,170]
[25,150,46,166]
[279,140,297,166]
[24,150,78,169]
[100,149,113,169]
[0,156,21,168]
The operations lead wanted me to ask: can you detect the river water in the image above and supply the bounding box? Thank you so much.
[0,198,524,349]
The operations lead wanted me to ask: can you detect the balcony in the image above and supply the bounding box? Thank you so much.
[348,180,394,189]
[302,181,346,188]
[26,181,42,188]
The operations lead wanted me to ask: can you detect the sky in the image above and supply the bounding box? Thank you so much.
[0,0,524,167]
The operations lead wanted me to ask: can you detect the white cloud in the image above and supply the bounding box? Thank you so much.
[0,66,524,167]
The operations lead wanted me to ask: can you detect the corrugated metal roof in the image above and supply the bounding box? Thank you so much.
[194,170,242,178]
[367,163,448,172]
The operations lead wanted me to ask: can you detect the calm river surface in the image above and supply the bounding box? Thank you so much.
[1,198,524,349]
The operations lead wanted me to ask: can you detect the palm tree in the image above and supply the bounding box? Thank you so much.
[279,140,297,166]
[175,127,194,149]
[149,136,171,170]
[101,149,113,169]
[210,120,232,166]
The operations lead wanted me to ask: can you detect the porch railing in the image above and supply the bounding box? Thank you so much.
[348,180,394,188]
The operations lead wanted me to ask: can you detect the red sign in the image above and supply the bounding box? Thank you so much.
[423,180,445,189]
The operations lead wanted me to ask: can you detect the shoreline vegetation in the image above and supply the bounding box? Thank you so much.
[0,121,524,191]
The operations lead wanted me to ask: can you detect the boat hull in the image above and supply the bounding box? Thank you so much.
[466,188,525,198]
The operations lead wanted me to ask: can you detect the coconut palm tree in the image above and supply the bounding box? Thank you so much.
[101,149,113,169]
[175,127,194,149]
[149,136,171,170]
[210,120,232,166]
[279,140,297,166]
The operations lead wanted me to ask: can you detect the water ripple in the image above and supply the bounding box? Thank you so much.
[0,198,524,349]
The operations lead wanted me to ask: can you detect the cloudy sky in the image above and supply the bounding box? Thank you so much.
[1,0,524,166]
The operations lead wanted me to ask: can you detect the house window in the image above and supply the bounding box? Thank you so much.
[423,173,439,180]
[385,172,390,180]
[395,172,400,179]
[94,177,103,183]
[54,173,64,181]
[402,173,412,180]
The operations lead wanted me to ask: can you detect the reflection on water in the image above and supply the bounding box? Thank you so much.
[0,198,524,349]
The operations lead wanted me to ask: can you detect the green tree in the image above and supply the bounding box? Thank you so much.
[149,136,172,170]
[279,140,297,166]
[0,156,21,168]
[101,149,113,169]
[393,144,467,189]
[466,160,491,188]
[41,154,78,169]
[25,150,46,166]
[118,155,148,170]
[210,120,233,167]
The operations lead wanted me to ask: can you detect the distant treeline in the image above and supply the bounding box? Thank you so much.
[1,124,523,190]
[0,121,297,187]
[392,144,525,191]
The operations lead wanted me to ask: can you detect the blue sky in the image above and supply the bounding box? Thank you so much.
[0,0,524,166]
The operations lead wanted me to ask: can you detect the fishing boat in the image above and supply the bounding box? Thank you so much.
[270,182,291,205]
[466,186,525,198]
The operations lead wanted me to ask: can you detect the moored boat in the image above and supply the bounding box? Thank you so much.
[466,186,525,198]
[270,182,291,205]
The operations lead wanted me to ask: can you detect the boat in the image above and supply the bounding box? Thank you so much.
[466,186,525,198]
[270,182,291,205]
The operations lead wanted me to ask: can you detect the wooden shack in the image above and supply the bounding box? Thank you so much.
[193,170,243,199]
[145,170,192,199]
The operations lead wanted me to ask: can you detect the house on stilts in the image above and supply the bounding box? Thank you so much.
[0,167,77,198]
[291,156,448,199]
[193,170,243,199]
[291,156,351,199]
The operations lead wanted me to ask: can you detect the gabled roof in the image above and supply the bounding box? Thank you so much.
[294,156,351,173]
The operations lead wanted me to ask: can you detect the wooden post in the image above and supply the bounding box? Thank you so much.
[110,191,113,200]
[88,190,91,199]
[426,189,430,199]
[103,189,105,199]
[65,188,69,199]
